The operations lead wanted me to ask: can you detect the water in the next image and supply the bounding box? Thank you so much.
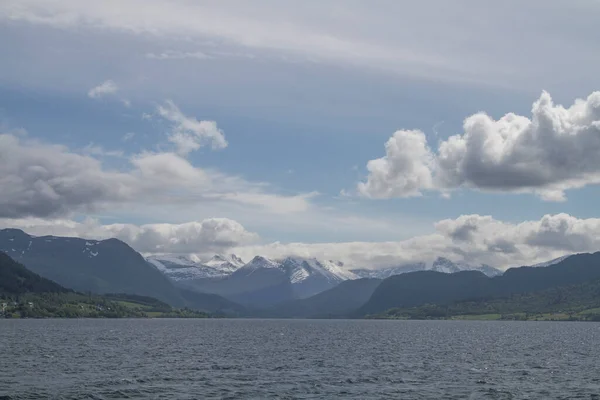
[1,319,600,399]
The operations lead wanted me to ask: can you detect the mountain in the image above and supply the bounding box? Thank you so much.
[205,254,245,271]
[178,288,246,315]
[357,251,600,316]
[173,255,356,307]
[0,251,69,295]
[187,256,293,307]
[351,257,502,279]
[0,229,246,314]
[262,278,382,318]
[146,253,244,281]
[0,252,213,319]
[279,257,357,298]
[373,279,600,321]
[529,254,572,268]
[0,228,185,306]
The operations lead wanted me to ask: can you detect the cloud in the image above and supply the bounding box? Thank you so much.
[82,143,124,158]
[1,216,258,254]
[146,50,212,60]
[358,130,434,198]
[359,91,600,201]
[0,132,311,219]
[0,133,136,218]
[157,100,227,154]
[233,213,600,270]
[87,79,118,98]
[6,0,600,88]
[122,132,135,141]
[5,213,600,270]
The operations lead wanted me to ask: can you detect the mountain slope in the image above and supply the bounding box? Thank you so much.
[279,257,354,299]
[0,229,185,306]
[178,288,246,315]
[374,279,600,321]
[0,251,69,295]
[179,256,355,307]
[358,252,600,316]
[189,256,293,307]
[262,278,382,318]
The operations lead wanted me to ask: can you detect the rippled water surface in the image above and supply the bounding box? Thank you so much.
[1,319,600,399]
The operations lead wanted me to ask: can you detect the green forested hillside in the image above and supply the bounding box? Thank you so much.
[359,252,600,316]
[0,252,68,295]
[370,279,600,321]
[0,229,185,306]
[0,252,209,319]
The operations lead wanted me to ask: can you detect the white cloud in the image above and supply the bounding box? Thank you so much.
[233,213,600,270]
[5,0,600,87]
[358,130,434,198]
[0,133,136,218]
[359,90,600,201]
[82,143,124,158]
[146,50,212,60]
[1,217,258,254]
[157,100,227,154]
[5,213,599,270]
[122,132,135,141]
[87,79,118,98]
[0,132,311,218]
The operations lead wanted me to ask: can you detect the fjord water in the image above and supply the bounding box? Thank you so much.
[1,320,600,399]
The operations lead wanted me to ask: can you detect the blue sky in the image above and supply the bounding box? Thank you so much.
[2,0,600,269]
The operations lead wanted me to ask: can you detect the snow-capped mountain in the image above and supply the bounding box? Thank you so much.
[228,256,356,299]
[351,263,427,279]
[278,257,357,298]
[146,253,245,281]
[529,254,572,268]
[430,257,502,276]
[280,257,357,284]
[238,255,281,272]
[147,252,505,306]
[352,257,503,279]
[205,254,245,270]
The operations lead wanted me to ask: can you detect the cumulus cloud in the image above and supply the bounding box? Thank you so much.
[359,91,600,201]
[233,213,600,270]
[358,130,434,198]
[1,217,258,255]
[0,132,311,219]
[87,79,118,98]
[157,100,227,154]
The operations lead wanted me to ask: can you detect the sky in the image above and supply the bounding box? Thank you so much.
[2,0,600,270]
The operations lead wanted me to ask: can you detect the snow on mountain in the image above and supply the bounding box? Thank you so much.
[352,257,502,279]
[205,254,245,269]
[146,253,245,281]
[279,257,354,284]
[148,251,507,295]
[240,256,281,272]
[319,260,358,281]
[529,255,572,268]
[351,263,426,279]
[429,257,503,276]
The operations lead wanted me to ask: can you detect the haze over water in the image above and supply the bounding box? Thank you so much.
[2,319,600,399]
